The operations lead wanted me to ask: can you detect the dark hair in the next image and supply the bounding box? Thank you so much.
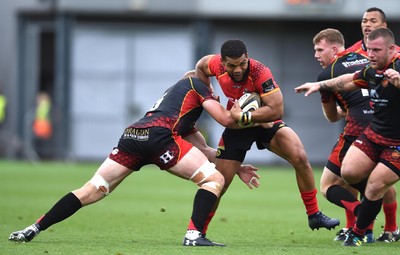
[313,28,345,46]
[220,40,247,59]
[366,7,386,23]
[368,27,395,44]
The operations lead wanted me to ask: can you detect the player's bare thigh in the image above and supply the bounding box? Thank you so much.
[168,146,224,194]
[73,158,133,205]
[341,145,375,184]
[268,126,309,167]
[365,163,399,200]
[168,146,210,179]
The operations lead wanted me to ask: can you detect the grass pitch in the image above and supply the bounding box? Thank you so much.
[1,160,398,255]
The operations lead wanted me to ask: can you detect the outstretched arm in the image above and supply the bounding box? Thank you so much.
[294,73,357,96]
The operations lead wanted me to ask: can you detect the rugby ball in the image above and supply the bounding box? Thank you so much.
[238,92,261,112]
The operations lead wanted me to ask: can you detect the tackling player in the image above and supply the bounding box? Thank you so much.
[8,74,259,246]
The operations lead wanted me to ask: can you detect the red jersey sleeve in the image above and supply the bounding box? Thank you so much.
[207,55,224,77]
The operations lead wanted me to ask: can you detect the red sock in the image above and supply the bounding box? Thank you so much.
[366,221,374,231]
[300,189,319,216]
[202,212,215,235]
[345,209,356,229]
[341,200,361,215]
[383,202,397,232]
[353,225,365,236]
[186,219,196,231]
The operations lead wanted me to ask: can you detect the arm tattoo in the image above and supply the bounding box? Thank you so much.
[320,77,345,92]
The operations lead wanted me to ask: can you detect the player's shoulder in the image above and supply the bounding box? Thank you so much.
[346,40,362,51]
[248,58,272,76]
[249,58,268,68]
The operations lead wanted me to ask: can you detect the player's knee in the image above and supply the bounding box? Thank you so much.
[89,173,110,196]
[190,161,224,193]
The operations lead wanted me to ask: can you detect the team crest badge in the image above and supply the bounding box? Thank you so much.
[392,150,400,160]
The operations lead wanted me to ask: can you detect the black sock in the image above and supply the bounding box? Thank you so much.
[350,178,368,197]
[326,185,359,210]
[190,189,217,233]
[356,197,383,230]
[37,192,82,231]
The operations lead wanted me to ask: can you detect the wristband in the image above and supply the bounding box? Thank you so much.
[239,111,252,126]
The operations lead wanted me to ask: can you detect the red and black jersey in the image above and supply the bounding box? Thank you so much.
[353,54,400,140]
[347,40,400,57]
[207,55,280,110]
[131,77,215,136]
[318,51,371,137]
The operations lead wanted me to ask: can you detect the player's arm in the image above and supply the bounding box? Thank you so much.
[195,55,215,85]
[183,131,216,162]
[254,90,283,122]
[230,91,283,124]
[202,99,242,129]
[294,73,358,96]
[184,131,260,189]
[321,97,343,122]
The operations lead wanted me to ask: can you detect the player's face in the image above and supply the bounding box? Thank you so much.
[361,11,387,40]
[222,54,249,82]
[314,39,336,69]
[366,37,392,70]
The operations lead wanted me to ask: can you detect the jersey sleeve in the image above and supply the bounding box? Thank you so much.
[251,60,280,97]
[191,78,216,103]
[207,55,223,77]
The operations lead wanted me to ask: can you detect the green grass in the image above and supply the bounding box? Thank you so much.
[1,160,399,255]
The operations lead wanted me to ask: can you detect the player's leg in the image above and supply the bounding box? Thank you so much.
[268,126,340,230]
[194,128,250,238]
[321,167,358,238]
[378,186,399,242]
[168,145,226,246]
[343,162,399,247]
[8,157,133,242]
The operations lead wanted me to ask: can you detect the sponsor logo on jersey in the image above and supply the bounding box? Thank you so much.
[262,78,276,93]
[123,128,150,141]
[341,59,369,68]
[362,109,374,114]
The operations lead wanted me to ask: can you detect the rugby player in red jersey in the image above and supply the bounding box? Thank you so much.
[192,39,340,240]
[8,74,258,246]
[347,7,400,56]
[295,27,400,247]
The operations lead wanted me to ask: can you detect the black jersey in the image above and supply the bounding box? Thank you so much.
[318,51,371,137]
[131,77,215,135]
[353,55,400,140]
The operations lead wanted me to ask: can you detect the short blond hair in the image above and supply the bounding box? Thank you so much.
[313,28,345,46]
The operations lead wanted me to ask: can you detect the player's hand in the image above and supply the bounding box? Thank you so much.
[237,164,260,189]
[294,82,321,96]
[337,106,346,118]
[230,100,242,122]
[384,68,400,88]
